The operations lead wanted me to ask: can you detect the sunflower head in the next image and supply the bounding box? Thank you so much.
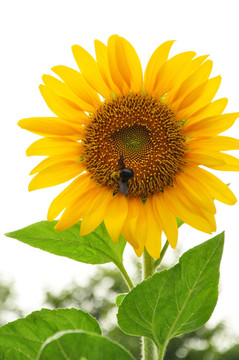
[18,35,239,259]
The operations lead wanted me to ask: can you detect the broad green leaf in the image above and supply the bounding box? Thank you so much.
[0,308,100,360]
[6,221,126,266]
[117,233,224,347]
[37,330,135,360]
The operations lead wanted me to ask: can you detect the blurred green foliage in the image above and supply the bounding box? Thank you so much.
[0,278,23,326]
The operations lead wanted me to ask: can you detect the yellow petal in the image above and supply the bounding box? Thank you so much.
[94,39,121,96]
[184,112,239,137]
[164,186,214,234]
[28,161,84,191]
[176,76,221,120]
[80,188,113,236]
[115,40,131,89]
[200,210,216,232]
[176,63,213,110]
[107,35,129,95]
[133,202,147,257]
[183,166,237,205]
[153,193,178,249]
[121,197,142,249]
[144,196,162,259]
[187,136,239,151]
[18,117,79,137]
[42,74,92,112]
[72,44,111,100]
[47,173,92,221]
[144,40,175,94]
[175,172,216,214]
[39,85,88,124]
[185,149,225,167]
[183,98,228,129]
[153,52,196,100]
[30,154,80,175]
[116,36,143,92]
[207,153,239,171]
[171,60,213,112]
[26,137,82,157]
[51,66,101,111]
[55,187,96,231]
[104,193,128,243]
[165,55,209,105]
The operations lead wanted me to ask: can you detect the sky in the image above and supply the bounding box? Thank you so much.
[1,0,239,343]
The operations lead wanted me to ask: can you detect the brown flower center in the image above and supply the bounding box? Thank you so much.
[83,93,185,198]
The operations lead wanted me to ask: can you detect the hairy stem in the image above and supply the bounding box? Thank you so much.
[157,344,167,360]
[142,249,157,360]
[117,263,134,290]
[153,240,169,270]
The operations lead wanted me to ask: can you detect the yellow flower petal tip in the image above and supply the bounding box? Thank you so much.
[19,35,239,258]
[28,183,35,192]
[54,222,65,232]
[17,119,24,128]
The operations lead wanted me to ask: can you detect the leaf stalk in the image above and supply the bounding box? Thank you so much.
[153,241,169,270]
[116,263,134,290]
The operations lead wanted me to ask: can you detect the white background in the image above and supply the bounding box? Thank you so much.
[1,0,239,344]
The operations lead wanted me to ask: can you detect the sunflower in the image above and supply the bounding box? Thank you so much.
[18,35,239,258]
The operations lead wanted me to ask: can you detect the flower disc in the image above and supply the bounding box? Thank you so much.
[83,93,185,198]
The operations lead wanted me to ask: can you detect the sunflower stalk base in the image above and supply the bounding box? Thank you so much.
[157,344,167,360]
[142,249,158,360]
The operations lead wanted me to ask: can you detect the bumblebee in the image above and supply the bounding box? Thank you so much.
[111,155,134,195]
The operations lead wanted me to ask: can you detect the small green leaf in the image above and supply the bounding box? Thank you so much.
[0,308,100,360]
[176,217,184,228]
[37,331,135,360]
[6,221,126,266]
[117,233,224,347]
[116,294,127,307]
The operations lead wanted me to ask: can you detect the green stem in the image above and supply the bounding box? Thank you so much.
[142,249,157,360]
[143,248,155,278]
[142,244,171,360]
[117,263,134,290]
[157,344,167,360]
[142,337,157,360]
[153,240,169,270]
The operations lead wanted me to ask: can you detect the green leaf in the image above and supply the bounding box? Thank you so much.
[176,217,184,228]
[0,308,101,360]
[6,221,126,266]
[117,233,224,347]
[116,294,127,307]
[37,331,135,360]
